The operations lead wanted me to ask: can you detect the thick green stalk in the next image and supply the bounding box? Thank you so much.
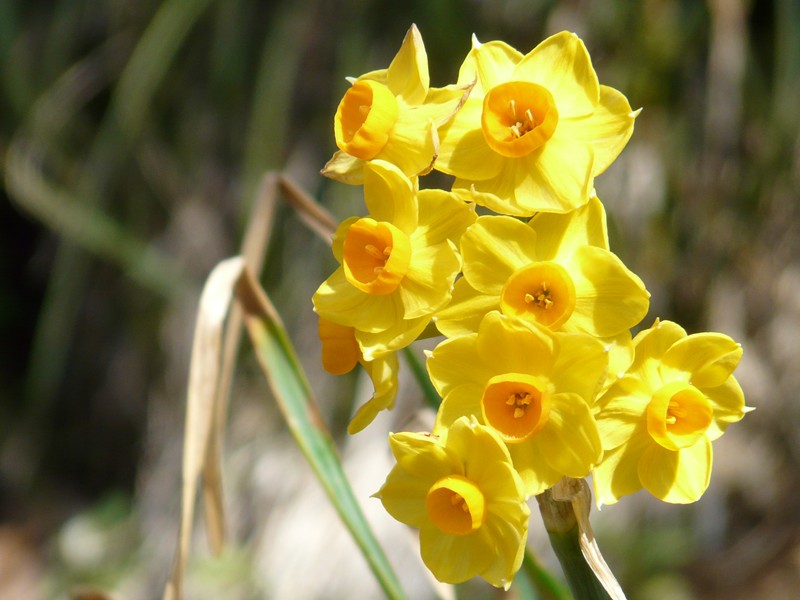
[536,488,611,600]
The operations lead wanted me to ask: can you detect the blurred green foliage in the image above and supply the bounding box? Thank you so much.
[1,1,799,599]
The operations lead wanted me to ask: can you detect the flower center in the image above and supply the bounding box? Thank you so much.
[646,382,713,451]
[500,262,576,329]
[426,475,485,536]
[342,217,411,295]
[317,318,359,375]
[481,373,551,443]
[334,80,399,160]
[481,81,559,158]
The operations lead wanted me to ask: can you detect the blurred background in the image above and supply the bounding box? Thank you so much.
[1,0,799,598]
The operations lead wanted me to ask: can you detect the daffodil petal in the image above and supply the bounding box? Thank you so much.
[535,392,602,477]
[556,85,638,175]
[347,352,400,434]
[436,97,504,180]
[476,313,555,378]
[321,150,366,185]
[318,317,359,375]
[385,24,429,104]
[401,242,461,318]
[428,334,490,398]
[592,433,649,506]
[388,431,452,471]
[508,442,564,497]
[704,376,747,441]
[313,269,402,332]
[638,438,712,503]
[434,278,500,339]
[420,522,494,584]
[447,418,515,480]
[379,433,453,526]
[331,216,359,263]
[513,31,599,118]
[382,85,475,178]
[603,330,635,384]
[451,127,595,215]
[660,333,743,389]
[551,330,608,403]
[478,511,529,589]
[520,133,595,212]
[377,469,432,528]
[363,160,418,232]
[459,39,523,91]
[567,245,650,337]
[434,382,486,434]
[357,314,431,361]
[595,376,651,449]
[529,195,609,260]
[461,216,536,293]
[424,82,475,126]
[415,189,476,246]
[377,117,439,178]
[382,417,529,588]
[630,320,687,390]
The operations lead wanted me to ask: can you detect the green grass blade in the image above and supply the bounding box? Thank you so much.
[111,0,216,139]
[521,547,572,600]
[402,346,440,410]
[236,268,407,600]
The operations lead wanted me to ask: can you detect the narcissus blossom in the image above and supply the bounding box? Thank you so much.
[428,312,606,496]
[317,317,399,434]
[435,31,638,215]
[323,24,471,184]
[375,416,529,589]
[435,197,649,341]
[593,319,751,505]
[313,160,475,359]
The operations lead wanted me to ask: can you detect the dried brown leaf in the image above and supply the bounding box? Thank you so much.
[163,257,244,600]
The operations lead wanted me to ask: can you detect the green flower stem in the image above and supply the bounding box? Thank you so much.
[521,547,573,600]
[402,346,440,409]
[536,489,611,600]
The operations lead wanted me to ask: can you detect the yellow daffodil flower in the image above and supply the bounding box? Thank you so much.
[318,317,399,434]
[428,312,606,496]
[375,416,529,588]
[313,160,475,359]
[435,196,649,340]
[593,319,751,505]
[323,24,471,184]
[436,31,638,215]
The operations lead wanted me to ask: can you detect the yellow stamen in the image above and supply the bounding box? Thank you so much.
[481,373,550,442]
[364,244,385,259]
[482,81,559,158]
[342,218,411,295]
[647,382,713,450]
[501,263,575,328]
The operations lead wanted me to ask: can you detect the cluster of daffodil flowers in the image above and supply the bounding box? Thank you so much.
[312,25,750,590]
